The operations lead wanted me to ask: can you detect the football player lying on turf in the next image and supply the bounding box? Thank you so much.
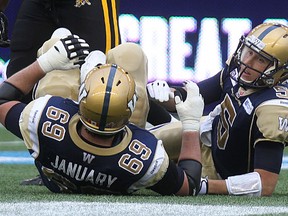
[147,23,288,196]
[0,33,204,195]
[18,27,152,186]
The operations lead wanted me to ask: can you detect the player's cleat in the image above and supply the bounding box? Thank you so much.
[20,175,43,186]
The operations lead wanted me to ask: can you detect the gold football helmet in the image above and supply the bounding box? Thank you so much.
[78,64,137,135]
[230,23,288,88]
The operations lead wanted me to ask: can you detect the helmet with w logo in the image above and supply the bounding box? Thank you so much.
[231,23,288,88]
[79,64,137,135]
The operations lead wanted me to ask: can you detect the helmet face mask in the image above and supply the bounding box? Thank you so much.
[78,64,137,135]
[230,23,288,89]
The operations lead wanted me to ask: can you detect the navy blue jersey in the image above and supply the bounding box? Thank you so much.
[211,65,288,179]
[19,95,171,194]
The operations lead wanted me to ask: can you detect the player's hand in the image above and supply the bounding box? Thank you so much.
[80,50,106,83]
[37,34,90,73]
[175,80,204,131]
[147,80,173,102]
[0,12,10,47]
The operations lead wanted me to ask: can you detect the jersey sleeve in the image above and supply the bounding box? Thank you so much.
[127,140,170,193]
[4,102,26,139]
[254,140,284,174]
[255,99,288,145]
[197,71,222,105]
[148,159,184,195]
[19,95,52,159]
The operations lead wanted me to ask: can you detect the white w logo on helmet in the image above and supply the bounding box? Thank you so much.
[128,93,138,113]
[78,82,87,103]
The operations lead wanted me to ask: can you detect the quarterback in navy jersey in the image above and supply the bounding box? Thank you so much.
[0,34,203,195]
[147,23,288,196]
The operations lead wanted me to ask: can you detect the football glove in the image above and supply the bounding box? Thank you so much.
[80,50,106,83]
[175,80,204,131]
[147,80,173,102]
[0,11,10,47]
[37,34,89,73]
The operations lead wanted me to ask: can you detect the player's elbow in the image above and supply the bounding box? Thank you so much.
[261,185,275,196]
[255,169,279,197]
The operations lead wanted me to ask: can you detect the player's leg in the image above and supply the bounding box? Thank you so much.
[201,144,220,179]
[6,0,57,103]
[107,43,149,128]
[150,120,220,179]
[55,0,121,53]
[149,121,182,161]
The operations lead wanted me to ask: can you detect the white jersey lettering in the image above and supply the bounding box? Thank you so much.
[83,152,95,164]
[50,155,118,188]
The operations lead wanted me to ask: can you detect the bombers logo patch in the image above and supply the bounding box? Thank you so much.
[278,116,288,132]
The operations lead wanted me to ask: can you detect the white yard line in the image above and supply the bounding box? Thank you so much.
[0,156,33,164]
[0,202,288,216]
[0,140,24,145]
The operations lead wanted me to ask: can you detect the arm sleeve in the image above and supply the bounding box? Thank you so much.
[147,99,174,125]
[4,102,26,139]
[254,141,284,174]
